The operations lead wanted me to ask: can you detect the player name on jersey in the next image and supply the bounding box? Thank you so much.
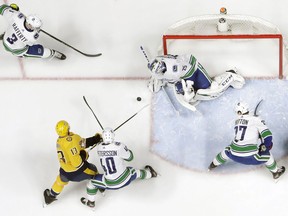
[97,150,117,156]
[12,22,28,42]
[235,119,249,125]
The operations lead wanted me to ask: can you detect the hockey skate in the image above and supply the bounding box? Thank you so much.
[208,162,218,171]
[145,165,158,178]
[43,189,57,206]
[53,50,66,60]
[81,197,95,208]
[272,166,285,180]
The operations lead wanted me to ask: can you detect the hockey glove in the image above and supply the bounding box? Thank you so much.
[95,133,103,143]
[259,144,267,152]
[258,142,273,155]
[80,149,89,160]
[10,3,19,11]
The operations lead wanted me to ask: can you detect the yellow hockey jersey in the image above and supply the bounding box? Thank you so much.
[56,132,87,172]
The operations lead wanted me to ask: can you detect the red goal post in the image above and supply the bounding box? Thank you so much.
[160,10,288,79]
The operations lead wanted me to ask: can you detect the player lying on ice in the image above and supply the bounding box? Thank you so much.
[0,3,66,60]
[147,54,245,111]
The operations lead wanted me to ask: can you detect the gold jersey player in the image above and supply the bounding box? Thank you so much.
[43,120,102,206]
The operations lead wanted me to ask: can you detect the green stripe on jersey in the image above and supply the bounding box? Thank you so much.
[104,168,131,186]
[254,153,270,161]
[261,129,272,139]
[3,41,28,55]
[181,56,197,79]
[0,5,9,15]
[230,142,258,154]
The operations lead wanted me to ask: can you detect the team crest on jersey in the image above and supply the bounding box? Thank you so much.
[66,136,72,142]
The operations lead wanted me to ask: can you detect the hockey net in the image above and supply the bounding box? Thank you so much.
[159,9,288,79]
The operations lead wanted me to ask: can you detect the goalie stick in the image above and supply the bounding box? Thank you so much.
[41,29,102,57]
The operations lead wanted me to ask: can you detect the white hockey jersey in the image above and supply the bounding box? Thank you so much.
[96,141,133,180]
[1,5,39,54]
[153,54,199,82]
[230,114,272,157]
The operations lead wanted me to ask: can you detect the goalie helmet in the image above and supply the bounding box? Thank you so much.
[148,59,166,76]
[234,102,249,115]
[25,15,42,30]
[56,120,70,137]
[102,127,115,144]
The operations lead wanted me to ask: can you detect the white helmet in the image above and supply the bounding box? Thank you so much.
[102,127,115,144]
[234,102,249,115]
[148,59,166,75]
[26,15,42,30]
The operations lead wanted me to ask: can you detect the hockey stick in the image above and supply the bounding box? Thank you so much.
[162,86,180,115]
[83,96,104,130]
[254,99,263,116]
[88,104,150,151]
[40,29,102,57]
[114,104,150,131]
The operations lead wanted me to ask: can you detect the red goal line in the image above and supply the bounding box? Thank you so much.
[162,34,284,79]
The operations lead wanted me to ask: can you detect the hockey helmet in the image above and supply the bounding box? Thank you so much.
[56,120,70,137]
[148,59,166,75]
[102,127,115,144]
[25,15,42,30]
[234,102,249,115]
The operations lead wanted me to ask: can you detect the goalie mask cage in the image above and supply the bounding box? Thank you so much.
[160,11,288,79]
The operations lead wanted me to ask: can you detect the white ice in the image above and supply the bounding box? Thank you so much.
[1,0,288,216]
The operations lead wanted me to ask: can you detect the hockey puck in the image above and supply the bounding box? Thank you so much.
[137,97,142,101]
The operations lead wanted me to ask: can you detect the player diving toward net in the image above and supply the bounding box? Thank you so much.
[0,3,66,60]
[147,54,245,111]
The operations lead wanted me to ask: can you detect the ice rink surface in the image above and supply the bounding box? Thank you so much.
[1,0,288,216]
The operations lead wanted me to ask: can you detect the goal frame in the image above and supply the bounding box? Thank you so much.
[162,34,284,79]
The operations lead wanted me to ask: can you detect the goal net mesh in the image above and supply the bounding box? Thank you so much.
[159,11,288,79]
